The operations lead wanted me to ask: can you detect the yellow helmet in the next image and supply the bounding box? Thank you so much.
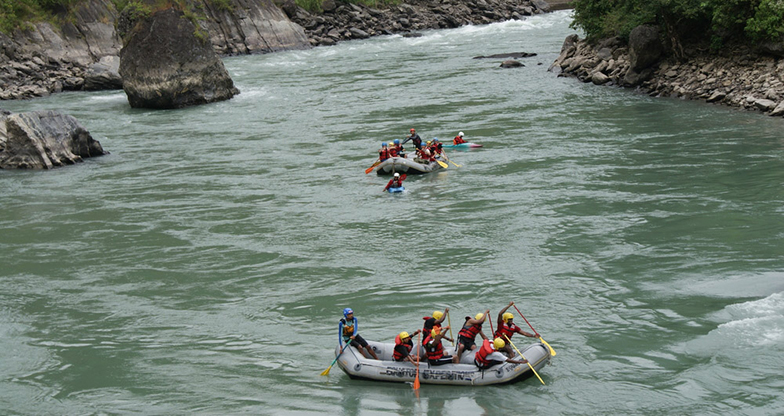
[502,312,514,323]
[399,331,410,339]
[475,313,484,321]
[493,338,505,349]
[433,311,444,320]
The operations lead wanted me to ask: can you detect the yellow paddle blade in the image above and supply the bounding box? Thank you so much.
[540,337,556,356]
[437,160,448,168]
[320,365,332,376]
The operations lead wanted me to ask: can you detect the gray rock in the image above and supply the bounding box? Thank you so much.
[628,25,663,71]
[706,91,726,103]
[500,59,523,68]
[83,55,122,91]
[119,8,239,109]
[591,71,610,85]
[770,101,784,116]
[752,98,777,111]
[0,110,107,169]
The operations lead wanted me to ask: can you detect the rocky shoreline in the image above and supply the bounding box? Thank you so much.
[550,30,784,118]
[283,0,552,47]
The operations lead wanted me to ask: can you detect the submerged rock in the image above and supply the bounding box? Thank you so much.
[0,109,107,169]
[119,8,239,109]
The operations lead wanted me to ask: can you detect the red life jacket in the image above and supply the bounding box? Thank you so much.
[423,334,444,360]
[389,147,400,157]
[458,320,482,340]
[474,339,495,366]
[454,136,466,144]
[494,322,519,340]
[379,148,390,160]
[393,334,413,361]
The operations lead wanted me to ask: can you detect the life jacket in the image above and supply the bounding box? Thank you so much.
[423,334,444,360]
[454,136,466,144]
[458,318,482,340]
[421,317,442,342]
[495,322,519,341]
[340,318,355,340]
[391,178,401,187]
[389,147,400,157]
[379,148,390,161]
[474,339,495,366]
[393,334,413,361]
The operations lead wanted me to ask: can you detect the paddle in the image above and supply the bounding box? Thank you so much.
[365,160,381,174]
[513,304,556,357]
[503,334,545,385]
[436,159,448,169]
[442,151,461,167]
[320,345,346,376]
[447,310,454,346]
[413,331,421,390]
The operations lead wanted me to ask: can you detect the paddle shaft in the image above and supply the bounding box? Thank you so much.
[503,335,545,385]
[513,304,556,356]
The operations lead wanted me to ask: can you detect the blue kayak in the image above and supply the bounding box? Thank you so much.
[387,186,405,193]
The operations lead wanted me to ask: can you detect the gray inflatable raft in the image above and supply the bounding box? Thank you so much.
[334,340,551,386]
[374,156,445,175]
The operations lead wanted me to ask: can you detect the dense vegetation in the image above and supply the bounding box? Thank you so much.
[571,0,784,51]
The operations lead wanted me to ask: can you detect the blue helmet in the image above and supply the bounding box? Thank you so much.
[343,308,353,317]
[433,138,439,142]
[381,142,388,147]
[393,139,400,145]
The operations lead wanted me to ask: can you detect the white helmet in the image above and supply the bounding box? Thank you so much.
[394,173,400,177]
[458,132,464,137]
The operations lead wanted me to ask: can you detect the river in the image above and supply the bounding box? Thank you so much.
[1,10,783,415]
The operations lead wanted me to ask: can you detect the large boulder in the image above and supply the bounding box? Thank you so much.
[119,8,239,109]
[0,109,107,169]
[628,25,663,71]
[84,55,122,90]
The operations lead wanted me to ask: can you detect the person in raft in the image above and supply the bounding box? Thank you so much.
[453,310,489,363]
[392,139,405,158]
[474,338,527,370]
[339,307,379,359]
[422,308,452,345]
[430,138,443,156]
[393,329,422,365]
[494,301,537,357]
[402,128,423,150]
[384,173,406,192]
[378,142,391,162]
[424,325,454,366]
[453,131,466,145]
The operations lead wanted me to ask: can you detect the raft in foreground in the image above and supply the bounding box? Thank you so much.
[335,340,550,386]
[373,156,445,176]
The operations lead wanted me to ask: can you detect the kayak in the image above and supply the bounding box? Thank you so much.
[334,339,551,386]
[373,155,445,176]
[441,142,483,149]
[387,186,405,193]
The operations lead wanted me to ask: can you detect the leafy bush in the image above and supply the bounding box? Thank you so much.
[571,0,784,47]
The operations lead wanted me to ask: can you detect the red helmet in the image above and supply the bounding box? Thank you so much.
[410,128,415,132]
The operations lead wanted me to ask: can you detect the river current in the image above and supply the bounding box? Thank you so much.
[1,10,783,415]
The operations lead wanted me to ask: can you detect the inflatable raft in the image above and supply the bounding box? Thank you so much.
[373,156,445,176]
[441,142,483,149]
[334,340,551,386]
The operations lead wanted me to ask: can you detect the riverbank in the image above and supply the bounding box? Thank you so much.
[550,33,784,118]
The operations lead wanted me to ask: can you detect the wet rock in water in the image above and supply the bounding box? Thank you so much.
[500,59,524,68]
[119,8,239,109]
[0,110,107,169]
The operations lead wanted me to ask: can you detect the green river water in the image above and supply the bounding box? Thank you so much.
[1,11,783,415]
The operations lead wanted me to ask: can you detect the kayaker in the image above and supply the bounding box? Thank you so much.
[378,142,391,162]
[422,308,451,344]
[453,310,489,363]
[339,307,379,360]
[494,301,536,357]
[402,128,423,150]
[393,330,422,364]
[474,338,527,370]
[424,325,454,366]
[383,173,405,192]
[453,132,466,145]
